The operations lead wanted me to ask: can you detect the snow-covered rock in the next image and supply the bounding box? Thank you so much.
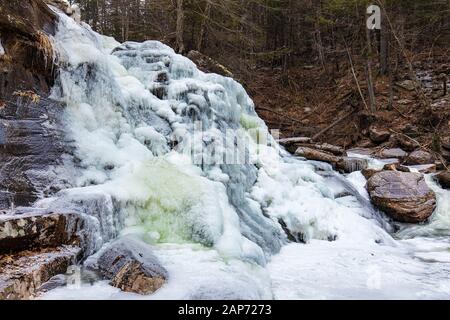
[86,237,168,295]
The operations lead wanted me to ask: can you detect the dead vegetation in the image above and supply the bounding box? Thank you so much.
[13,90,41,104]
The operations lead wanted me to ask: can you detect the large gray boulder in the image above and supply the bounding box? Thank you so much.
[378,148,408,160]
[404,150,435,165]
[367,171,436,223]
[88,237,168,295]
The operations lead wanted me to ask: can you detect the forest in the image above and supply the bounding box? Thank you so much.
[72,0,450,147]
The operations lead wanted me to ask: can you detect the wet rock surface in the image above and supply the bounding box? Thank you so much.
[367,171,436,223]
[87,237,168,295]
[0,211,90,256]
[0,0,72,209]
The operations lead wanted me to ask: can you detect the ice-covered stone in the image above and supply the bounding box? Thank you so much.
[87,237,167,295]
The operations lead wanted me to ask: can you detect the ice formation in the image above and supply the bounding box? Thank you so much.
[39,8,450,299]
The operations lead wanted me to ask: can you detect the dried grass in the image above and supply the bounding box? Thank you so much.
[13,90,41,104]
[36,31,54,68]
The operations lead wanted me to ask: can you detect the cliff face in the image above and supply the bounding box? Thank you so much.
[0,0,68,209]
[0,0,56,97]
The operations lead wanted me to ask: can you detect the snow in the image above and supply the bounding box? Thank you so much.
[268,241,450,300]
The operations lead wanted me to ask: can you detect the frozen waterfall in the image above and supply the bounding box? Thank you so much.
[40,9,450,300]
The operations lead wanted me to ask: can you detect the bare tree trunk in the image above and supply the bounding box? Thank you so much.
[176,0,185,54]
[380,17,389,75]
[314,27,325,68]
[366,26,377,113]
[197,1,211,52]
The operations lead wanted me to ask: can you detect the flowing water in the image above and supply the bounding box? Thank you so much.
[40,9,450,300]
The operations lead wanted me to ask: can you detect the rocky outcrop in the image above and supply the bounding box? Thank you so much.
[367,171,436,223]
[87,237,168,295]
[0,0,71,209]
[0,211,91,256]
[0,246,79,300]
[0,210,100,299]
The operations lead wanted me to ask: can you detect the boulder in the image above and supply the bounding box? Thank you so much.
[379,148,408,160]
[435,171,450,189]
[367,171,436,223]
[0,246,79,300]
[404,150,435,165]
[89,237,168,295]
[395,134,420,151]
[369,127,390,144]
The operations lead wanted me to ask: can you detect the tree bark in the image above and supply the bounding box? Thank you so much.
[366,26,377,113]
[176,0,185,54]
[380,15,389,75]
[197,1,211,52]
